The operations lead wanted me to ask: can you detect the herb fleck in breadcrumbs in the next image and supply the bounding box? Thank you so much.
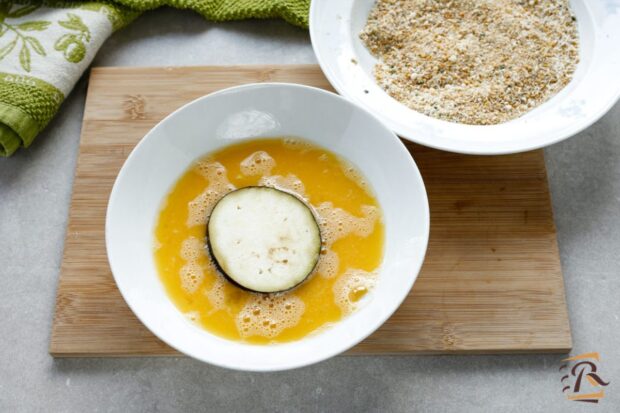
[360,0,580,125]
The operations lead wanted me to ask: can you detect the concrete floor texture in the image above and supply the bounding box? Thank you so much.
[1,10,619,413]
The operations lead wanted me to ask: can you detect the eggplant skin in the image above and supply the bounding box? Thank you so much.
[206,186,321,294]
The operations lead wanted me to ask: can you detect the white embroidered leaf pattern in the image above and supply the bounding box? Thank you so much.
[0,37,16,60]
[19,43,30,71]
[17,21,50,31]
[0,4,98,71]
[0,4,54,71]
[56,13,91,63]
[25,36,45,56]
[59,13,88,33]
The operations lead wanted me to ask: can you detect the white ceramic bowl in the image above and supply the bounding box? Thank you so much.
[310,0,620,155]
[106,83,430,371]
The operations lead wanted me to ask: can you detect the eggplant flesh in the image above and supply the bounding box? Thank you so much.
[207,187,321,293]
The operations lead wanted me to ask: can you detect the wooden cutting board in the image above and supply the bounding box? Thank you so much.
[50,65,571,356]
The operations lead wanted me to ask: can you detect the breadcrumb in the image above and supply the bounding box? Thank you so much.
[360,0,579,125]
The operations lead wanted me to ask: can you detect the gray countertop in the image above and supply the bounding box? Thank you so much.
[1,9,619,412]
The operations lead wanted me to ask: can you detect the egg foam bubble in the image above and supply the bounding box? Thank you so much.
[187,161,235,227]
[236,294,305,339]
[240,151,275,176]
[333,269,377,315]
[179,237,207,293]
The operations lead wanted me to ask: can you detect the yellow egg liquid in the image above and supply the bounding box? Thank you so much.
[154,138,384,344]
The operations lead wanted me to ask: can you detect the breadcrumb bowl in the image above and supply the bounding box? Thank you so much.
[310,0,620,154]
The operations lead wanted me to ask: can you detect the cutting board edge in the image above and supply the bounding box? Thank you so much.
[49,345,573,358]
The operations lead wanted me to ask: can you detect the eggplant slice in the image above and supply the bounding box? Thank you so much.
[207,187,321,293]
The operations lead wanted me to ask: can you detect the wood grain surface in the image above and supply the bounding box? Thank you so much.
[50,65,571,356]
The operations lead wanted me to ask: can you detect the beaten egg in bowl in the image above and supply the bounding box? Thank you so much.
[106,83,429,370]
[154,137,385,344]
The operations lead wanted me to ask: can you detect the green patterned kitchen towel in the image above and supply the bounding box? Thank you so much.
[0,1,309,156]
